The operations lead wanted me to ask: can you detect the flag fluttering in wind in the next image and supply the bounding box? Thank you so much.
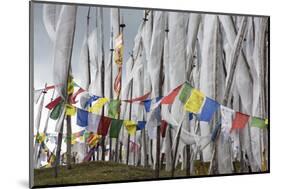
[220,105,235,138]
[65,104,76,116]
[108,99,121,118]
[77,108,88,127]
[161,84,182,104]
[45,96,62,110]
[87,114,101,133]
[84,95,100,109]
[124,120,137,135]
[199,97,219,122]
[109,119,123,138]
[50,101,64,120]
[184,89,205,113]
[88,98,109,113]
[97,116,112,136]
[69,87,85,104]
[137,121,146,130]
[250,117,267,129]
[143,99,152,112]
[35,133,46,144]
[231,112,250,130]
[179,82,193,103]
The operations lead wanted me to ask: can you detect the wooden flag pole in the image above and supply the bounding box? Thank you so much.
[109,138,112,161]
[126,53,134,165]
[84,7,92,161]
[155,126,161,177]
[184,116,191,176]
[54,113,65,177]
[66,113,72,169]
[65,23,77,170]
[142,10,150,169]
[86,7,91,83]
[171,124,182,177]
[150,140,154,166]
[115,12,126,163]
[105,30,114,162]
[133,134,136,166]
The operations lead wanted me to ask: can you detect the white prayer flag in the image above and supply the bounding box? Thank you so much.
[87,114,101,133]
[220,105,235,139]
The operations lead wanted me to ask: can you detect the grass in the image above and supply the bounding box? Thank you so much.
[33,161,211,187]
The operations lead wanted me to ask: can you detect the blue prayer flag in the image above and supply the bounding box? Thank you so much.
[143,99,152,112]
[137,121,146,130]
[84,95,100,108]
[199,97,219,122]
[77,108,88,127]
[143,97,162,113]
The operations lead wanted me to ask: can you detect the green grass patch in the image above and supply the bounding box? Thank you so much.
[34,161,211,187]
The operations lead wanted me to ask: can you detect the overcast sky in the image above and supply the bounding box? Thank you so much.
[33,2,144,139]
[33,2,143,89]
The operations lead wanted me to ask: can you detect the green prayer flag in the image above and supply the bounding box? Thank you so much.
[109,119,123,138]
[108,100,121,118]
[250,117,267,129]
[50,101,64,120]
[179,82,193,103]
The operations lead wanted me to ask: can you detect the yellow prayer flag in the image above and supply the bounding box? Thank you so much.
[35,133,46,144]
[66,104,76,116]
[184,89,205,113]
[67,76,74,95]
[114,33,124,66]
[88,98,109,113]
[124,120,137,136]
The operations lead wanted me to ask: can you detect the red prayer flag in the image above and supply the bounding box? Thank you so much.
[69,87,85,104]
[97,116,112,136]
[160,84,182,104]
[123,92,151,103]
[45,96,62,110]
[160,120,168,137]
[231,112,250,131]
